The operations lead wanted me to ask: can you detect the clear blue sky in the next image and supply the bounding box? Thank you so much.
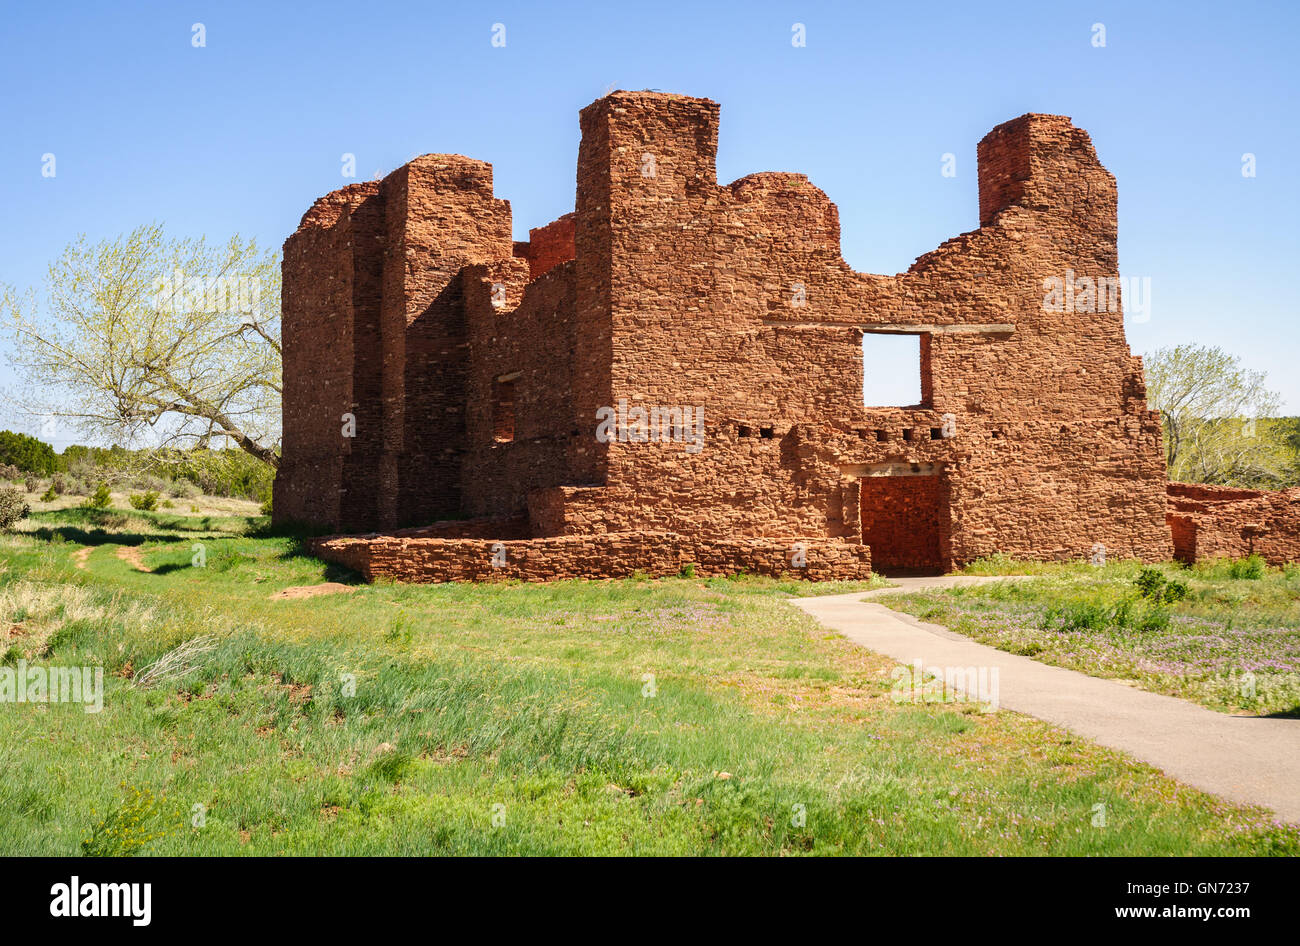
[2,0,1296,444]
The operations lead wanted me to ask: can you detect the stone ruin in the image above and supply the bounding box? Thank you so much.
[272,91,1300,580]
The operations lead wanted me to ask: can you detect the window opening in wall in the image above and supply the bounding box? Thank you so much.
[493,376,517,443]
[863,332,928,407]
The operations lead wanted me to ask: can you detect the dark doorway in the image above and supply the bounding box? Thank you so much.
[859,474,947,574]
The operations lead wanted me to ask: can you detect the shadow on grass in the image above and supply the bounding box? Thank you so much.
[31,525,192,549]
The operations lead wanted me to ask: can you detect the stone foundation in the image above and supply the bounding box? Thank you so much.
[1166,483,1300,565]
[311,532,870,583]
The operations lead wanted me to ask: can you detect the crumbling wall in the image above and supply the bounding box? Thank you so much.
[275,181,381,530]
[312,531,870,583]
[459,258,579,518]
[277,91,1195,582]
[1167,483,1300,564]
[549,93,1170,568]
[517,213,576,280]
[378,156,514,528]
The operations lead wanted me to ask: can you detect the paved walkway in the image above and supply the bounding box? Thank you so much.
[791,576,1300,824]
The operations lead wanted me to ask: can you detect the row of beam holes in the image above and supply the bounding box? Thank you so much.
[868,428,1005,441]
[861,428,945,442]
[740,425,1003,442]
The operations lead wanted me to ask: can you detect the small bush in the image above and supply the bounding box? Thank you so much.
[23,475,39,493]
[1135,605,1172,633]
[678,563,697,579]
[40,485,57,503]
[1043,592,1171,634]
[259,496,272,516]
[50,475,66,495]
[1134,567,1166,599]
[81,482,112,510]
[0,487,31,531]
[129,490,160,511]
[1228,555,1267,580]
[1134,566,1190,604]
[169,479,201,500]
[1161,578,1189,603]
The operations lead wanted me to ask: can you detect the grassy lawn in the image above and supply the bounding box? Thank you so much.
[880,556,1300,717]
[1,509,1297,855]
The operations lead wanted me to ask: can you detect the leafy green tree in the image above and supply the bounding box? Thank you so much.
[1144,344,1294,487]
[0,430,59,474]
[4,224,281,469]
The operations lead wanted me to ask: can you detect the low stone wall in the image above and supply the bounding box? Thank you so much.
[311,531,871,583]
[1166,484,1300,565]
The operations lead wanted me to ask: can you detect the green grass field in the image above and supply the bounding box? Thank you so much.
[881,557,1300,716]
[1,507,1297,855]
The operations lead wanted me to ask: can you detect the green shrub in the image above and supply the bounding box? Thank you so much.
[0,487,31,531]
[81,482,112,510]
[0,429,58,474]
[678,563,697,579]
[39,485,57,503]
[1161,578,1189,603]
[1135,605,1172,633]
[129,490,160,511]
[1134,566,1190,604]
[1134,567,1166,599]
[1228,555,1267,580]
[1042,592,1172,634]
[169,479,201,500]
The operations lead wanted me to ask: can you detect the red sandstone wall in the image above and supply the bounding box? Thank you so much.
[276,181,381,530]
[555,93,1170,567]
[860,475,947,571]
[1166,485,1300,565]
[521,213,576,280]
[277,91,1184,579]
[378,156,514,528]
[276,157,516,530]
[312,532,870,583]
[458,258,579,517]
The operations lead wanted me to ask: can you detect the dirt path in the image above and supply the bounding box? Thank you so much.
[270,582,355,600]
[72,547,93,570]
[114,545,152,572]
[792,575,1300,823]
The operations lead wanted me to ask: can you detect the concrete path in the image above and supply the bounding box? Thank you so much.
[791,576,1300,823]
